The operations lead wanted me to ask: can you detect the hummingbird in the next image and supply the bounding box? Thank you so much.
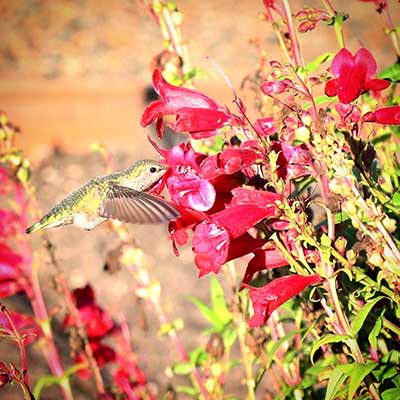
[26,159,180,234]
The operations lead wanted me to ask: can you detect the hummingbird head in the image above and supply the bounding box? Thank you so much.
[122,159,168,191]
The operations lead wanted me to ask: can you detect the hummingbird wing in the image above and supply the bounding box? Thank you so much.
[99,185,180,224]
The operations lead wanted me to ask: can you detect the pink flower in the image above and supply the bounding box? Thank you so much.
[245,274,321,327]
[261,79,290,95]
[155,141,216,212]
[295,8,330,33]
[141,69,242,138]
[193,205,276,276]
[0,243,26,298]
[325,48,390,103]
[362,105,400,125]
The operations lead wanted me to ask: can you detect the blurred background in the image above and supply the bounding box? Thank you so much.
[0,0,398,399]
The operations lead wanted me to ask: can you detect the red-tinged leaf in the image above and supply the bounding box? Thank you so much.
[245,274,321,327]
[0,311,41,344]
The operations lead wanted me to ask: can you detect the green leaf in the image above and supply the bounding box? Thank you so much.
[310,334,349,363]
[350,296,386,336]
[325,364,353,400]
[176,385,200,396]
[303,52,334,74]
[382,388,400,400]
[172,361,193,375]
[188,296,221,329]
[304,95,335,110]
[266,329,303,368]
[189,347,207,366]
[348,363,377,400]
[222,328,237,347]
[392,192,400,207]
[368,313,383,349]
[378,62,400,82]
[210,277,231,326]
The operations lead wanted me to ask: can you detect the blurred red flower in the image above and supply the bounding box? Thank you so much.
[324,48,390,103]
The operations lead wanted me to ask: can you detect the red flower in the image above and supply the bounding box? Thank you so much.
[141,69,242,138]
[0,311,41,344]
[64,285,114,339]
[193,205,276,276]
[362,105,400,125]
[0,243,26,298]
[245,274,321,327]
[295,8,330,33]
[75,341,116,380]
[253,117,278,137]
[271,142,313,180]
[113,359,154,399]
[156,142,216,212]
[325,48,390,103]
[241,247,289,287]
[200,148,261,179]
[0,361,10,388]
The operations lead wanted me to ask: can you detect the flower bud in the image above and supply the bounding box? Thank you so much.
[369,252,384,267]
[295,126,310,142]
[205,333,225,359]
[0,362,10,388]
[382,216,397,233]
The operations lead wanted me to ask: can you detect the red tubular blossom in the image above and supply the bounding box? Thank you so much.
[241,248,289,287]
[324,48,390,103]
[200,148,261,179]
[362,105,400,125]
[141,69,242,138]
[193,205,275,276]
[245,274,321,327]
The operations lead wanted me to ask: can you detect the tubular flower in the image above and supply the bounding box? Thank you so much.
[362,105,400,125]
[324,48,390,103]
[141,69,242,138]
[245,274,321,327]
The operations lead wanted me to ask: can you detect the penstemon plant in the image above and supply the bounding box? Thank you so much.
[1,0,400,399]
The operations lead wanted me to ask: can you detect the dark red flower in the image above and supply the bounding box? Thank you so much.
[270,142,313,180]
[245,274,321,327]
[324,48,390,103]
[113,359,153,399]
[362,105,400,125]
[141,69,242,138]
[75,341,116,380]
[0,361,10,388]
[64,285,114,339]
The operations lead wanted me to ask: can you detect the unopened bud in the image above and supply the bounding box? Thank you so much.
[334,236,347,255]
[295,126,310,142]
[0,362,10,388]
[205,333,225,359]
[342,201,358,217]
[382,216,397,233]
[369,252,384,267]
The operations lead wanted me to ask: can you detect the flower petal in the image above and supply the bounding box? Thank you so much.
[246,274,321,327]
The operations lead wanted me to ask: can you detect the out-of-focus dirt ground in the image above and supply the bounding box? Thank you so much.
[0,0,398,398]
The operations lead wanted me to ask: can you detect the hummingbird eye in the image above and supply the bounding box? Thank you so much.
[149,166,158,173]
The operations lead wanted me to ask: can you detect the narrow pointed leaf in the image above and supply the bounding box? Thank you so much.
[348,363,377,400]
[350,296,386,336]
